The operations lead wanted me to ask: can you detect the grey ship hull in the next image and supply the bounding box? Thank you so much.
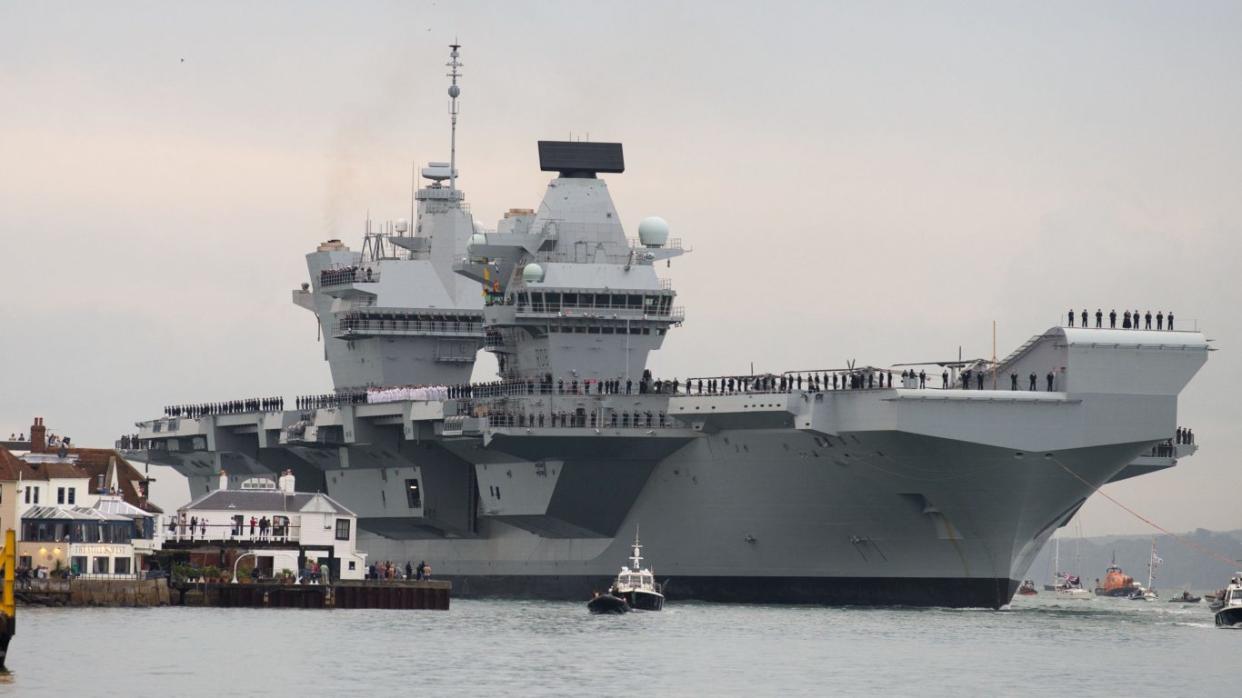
[153,427,1139,608]
[138,322,1205,609]
[349,431,1139,608]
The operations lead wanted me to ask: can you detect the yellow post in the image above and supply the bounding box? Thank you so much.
[0,527,15,670]
[1,529,14,620]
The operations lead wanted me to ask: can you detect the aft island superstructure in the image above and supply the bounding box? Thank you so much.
[130,45,1210,608]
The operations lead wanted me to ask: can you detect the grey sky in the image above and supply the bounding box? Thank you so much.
[2,2,1240,535]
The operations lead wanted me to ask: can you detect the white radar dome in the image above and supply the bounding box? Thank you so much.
[638,216,670,248]
[394,219,409,234]
[522,262,545,283]
[469,232,487,247]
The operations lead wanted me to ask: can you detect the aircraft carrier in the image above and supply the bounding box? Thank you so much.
[129,45,1210,607]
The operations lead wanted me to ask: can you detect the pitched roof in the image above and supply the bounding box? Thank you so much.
[0,447,25,481]
[181,489,354,516]
[66,448,163,515]
[0,447,91,481]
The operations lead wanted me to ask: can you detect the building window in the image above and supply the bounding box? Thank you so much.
[67,488,75,505]
[335,519,350,541]
[71,556,87,575]
[114,558,131,575]
[57,487,65,504]
[405,479,421,508]
[348,561,356,571]
[92,557,110,574]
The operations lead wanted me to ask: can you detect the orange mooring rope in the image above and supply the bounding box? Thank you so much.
[1053,458,1239,568]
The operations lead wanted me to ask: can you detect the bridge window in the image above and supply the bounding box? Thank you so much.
[405,479,422,508]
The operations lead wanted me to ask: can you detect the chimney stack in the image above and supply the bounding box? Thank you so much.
[30,417,46,453]
[218,469,228,491]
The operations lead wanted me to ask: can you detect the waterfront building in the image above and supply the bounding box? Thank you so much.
[18,505,142,577]
[169,470,366,581]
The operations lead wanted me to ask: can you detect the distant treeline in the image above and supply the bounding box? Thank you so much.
[1027,528,1242,591]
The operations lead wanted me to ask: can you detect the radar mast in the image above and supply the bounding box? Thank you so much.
[447,42,462,191]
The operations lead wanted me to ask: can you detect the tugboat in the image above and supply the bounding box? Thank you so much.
[1016,580,1038,596]
[1214,575,1242,629]
[589,529,664,613]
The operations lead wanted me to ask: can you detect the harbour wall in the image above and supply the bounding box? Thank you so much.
[18,578,172,607]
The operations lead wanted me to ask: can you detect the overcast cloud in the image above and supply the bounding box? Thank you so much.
[2,1,1239,535]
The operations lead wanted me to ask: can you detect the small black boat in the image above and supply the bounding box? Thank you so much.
[1167,591,1201,604]
[587,592,629,615]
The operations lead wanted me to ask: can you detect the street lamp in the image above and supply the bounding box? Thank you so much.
[231,552,257,584]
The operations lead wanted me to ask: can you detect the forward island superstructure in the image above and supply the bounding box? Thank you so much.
[128,45,1210,608]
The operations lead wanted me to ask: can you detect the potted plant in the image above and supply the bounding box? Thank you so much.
[201,565,221,583]
[280,568,294,585]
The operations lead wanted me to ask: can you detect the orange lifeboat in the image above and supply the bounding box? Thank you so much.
[1094,563,1139,597]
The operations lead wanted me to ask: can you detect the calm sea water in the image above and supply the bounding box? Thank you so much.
[0,595,1230,697]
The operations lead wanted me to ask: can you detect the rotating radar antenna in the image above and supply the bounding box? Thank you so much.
[447,42,463,191]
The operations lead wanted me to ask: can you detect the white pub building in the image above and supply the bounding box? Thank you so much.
[172,470,367,581]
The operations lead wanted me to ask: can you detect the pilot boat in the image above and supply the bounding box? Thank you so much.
[1214,575,1242,629]
[606,530,664,611]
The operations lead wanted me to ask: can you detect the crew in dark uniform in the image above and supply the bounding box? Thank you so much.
[1046,371,1055,391]
[1081,309,1088,327]
[1109,309,1116,328]
[1011,373,1018,390]
[941,370,948,389]
[1123,310,1131,329]
[1068,309,1074,326]
[1168,311,1174,330]
[1144,310,1152,329]
[1029,372,1037,390]
[1156,311,1164,330]
[976,372,984,390]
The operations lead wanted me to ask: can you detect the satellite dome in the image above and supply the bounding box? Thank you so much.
[394,219,409,234]
[638,216,670,248]
[470,232,487,247]
[522,263,545,283]
[448,85,460,99]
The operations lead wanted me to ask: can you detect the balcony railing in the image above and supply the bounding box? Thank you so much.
[334,314,484,338]
[163,520,302,545]
[320,265,380,288]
